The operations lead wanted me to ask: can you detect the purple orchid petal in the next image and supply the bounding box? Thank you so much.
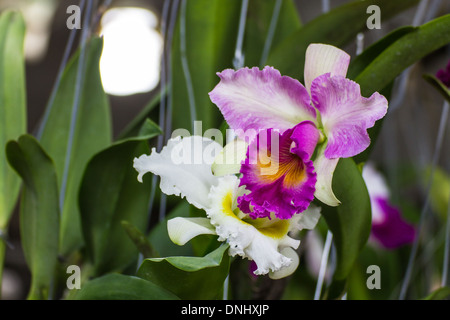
[311,73,388,159]
[436,60,450,88]
[237,121,318,220]
[371,197,416,249]
[209,66,316,142]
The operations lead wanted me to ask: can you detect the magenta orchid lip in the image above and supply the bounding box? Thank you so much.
[237,122,318,220]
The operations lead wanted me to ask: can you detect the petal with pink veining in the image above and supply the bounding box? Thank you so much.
[311,73,388,159]
[209,66,316,141]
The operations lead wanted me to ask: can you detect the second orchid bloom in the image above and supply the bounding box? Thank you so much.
[134,43,389,279]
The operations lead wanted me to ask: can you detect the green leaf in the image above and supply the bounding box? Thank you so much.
[0,10,26,229]
[321,158,372,297]
[423,286,450,300]
[266,0,419,80]
[171,0,241,131]
[244,0,301,67]
[39,37,112,256]
[137,244,230,299]
[346,26,416,80]
[6,135,59,300]
[79,128,160,277]
[355,14,450,97]
[71,273,179,300]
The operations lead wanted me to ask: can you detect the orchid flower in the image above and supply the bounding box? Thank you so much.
[362,163,415,249]
[133,135,321,279]
[209,43,388,218]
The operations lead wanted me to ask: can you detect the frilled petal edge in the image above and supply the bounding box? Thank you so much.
[133,136,222,210]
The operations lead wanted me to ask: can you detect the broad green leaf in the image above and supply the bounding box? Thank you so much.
[71,273,179,300]
[266,0,419,80]
[356,14,450,97]
[79,127,160,277]
[39,37,112,256]
[0,10,26,229]
[423,286,450,300]
[346,26,416,80]
[171,0,241,131]
[244,0,301,67]
[137,244,230,299]
[321,158,372,297]
[6,135,59,300]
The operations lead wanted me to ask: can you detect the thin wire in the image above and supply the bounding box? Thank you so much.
[223,274,229,300]
[180,0,196,132]
[356,33,364,56]
[221,0,250,298]
[321,0,330,13]
[36,0,86,140]
[147,0,172,232]
[399,100,449,299]
[412,0,430,27]
[233,0,249,69]
[440,101,450,288]
[396,0,446,298]
[0,229,13,250]
[259,0,282,66]
[157,0,172,153]
[164,0,180,146]
[389,0,434,114]
[424,0,443,23]
[159,0,180,221]
[314,230,333,300]
[59,0,93,212]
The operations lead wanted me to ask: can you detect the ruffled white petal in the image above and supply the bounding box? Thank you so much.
[290,204,322,231]
[206,175,301,276]
[211,138,248,176]
[313,144,341,206]
[133,136,222,210]
[269,247,300,279]
[167,217,216,246]
[304,43,350,93]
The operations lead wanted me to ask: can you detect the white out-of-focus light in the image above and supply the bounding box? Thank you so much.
[99,7,163,96]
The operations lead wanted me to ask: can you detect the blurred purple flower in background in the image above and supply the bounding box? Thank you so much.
[436,60,450,88]
[362,163,416,249]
